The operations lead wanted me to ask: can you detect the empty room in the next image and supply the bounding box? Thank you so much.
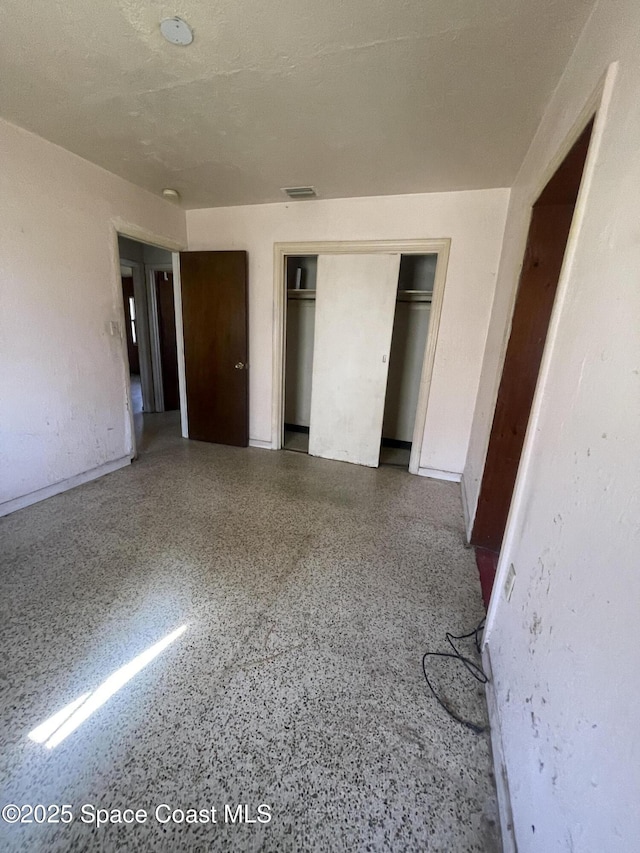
[0,1,638,851]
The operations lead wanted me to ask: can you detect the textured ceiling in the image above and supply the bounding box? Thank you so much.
[0,0,595,208]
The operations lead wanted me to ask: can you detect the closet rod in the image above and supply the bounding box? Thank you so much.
[397,291,432,303]
[287,290,316,300]
[287,291,431,302]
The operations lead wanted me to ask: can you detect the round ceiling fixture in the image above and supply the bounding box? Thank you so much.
[162,188,181,202]
[160,17,194,46]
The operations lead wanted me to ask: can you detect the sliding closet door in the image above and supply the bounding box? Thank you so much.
[309,253,400,467]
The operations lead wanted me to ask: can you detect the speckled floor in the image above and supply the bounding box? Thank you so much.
[0,416,499,852]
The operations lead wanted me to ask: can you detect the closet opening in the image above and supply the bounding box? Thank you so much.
[380,254,436,468]
[283,255,317,453]
[276,239,450,472]
[282,251,437,468]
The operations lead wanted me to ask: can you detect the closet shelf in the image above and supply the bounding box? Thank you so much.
[287,289,316,299]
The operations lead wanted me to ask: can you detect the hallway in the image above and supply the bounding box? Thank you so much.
[0,429,498,851]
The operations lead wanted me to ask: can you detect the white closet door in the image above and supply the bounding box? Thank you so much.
[309,253,400,467]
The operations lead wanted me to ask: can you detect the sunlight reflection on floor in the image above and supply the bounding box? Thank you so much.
[28,625,187,750]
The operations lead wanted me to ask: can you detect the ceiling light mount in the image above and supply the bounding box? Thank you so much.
[162,188,181,202]
[282,186,317,200]
[160,17,194,46]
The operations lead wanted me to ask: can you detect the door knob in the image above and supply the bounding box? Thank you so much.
[235,362,246,370]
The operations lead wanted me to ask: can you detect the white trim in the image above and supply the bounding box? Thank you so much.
[460,473,472,541]
[172,252,189,438]
[0,457,131,518]
[483,64,618,643]
[408,242,450,474]
[272,239,451,470]
[249,438,272,450]
[416,466,461,483]
[111,229,137,459]
[483,646,518,853]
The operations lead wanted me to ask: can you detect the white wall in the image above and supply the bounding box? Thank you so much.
[187,190,509,474]
[468,2,640,850]
[0,117,186,513]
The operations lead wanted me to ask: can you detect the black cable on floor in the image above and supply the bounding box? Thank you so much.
[421,617,488,735]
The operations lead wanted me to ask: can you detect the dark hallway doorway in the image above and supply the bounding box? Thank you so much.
[154,271,180,411]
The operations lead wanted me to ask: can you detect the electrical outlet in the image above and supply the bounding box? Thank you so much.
[504,563,516,601]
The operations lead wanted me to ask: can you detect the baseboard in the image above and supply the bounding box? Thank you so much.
[0,456,132,518]
[249,439,273,450]
[417,466,462,483]
[460,473,472,541]
[483,644,518,853]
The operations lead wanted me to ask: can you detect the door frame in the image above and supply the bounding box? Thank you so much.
[119,257,154,413]
[482,64,617,639]
[272,239,451,474]
[112,224,185,458]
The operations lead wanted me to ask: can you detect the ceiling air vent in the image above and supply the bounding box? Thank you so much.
[282,186,317,200]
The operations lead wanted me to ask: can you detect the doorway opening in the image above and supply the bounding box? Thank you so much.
[471,117,595,606]
[117,235,181,453]
[280,245,443,472]
[283,255,317,454]
[120,267,142,412]
[150,269,181,412]
[380,255,435,468]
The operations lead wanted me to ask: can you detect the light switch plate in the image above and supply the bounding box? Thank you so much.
[504,563,516,601]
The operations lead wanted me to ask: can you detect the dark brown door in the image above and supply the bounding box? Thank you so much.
[121,276,140,374]
[472,120,593,553]
[180,251,248,446]
[154,271,180,411]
